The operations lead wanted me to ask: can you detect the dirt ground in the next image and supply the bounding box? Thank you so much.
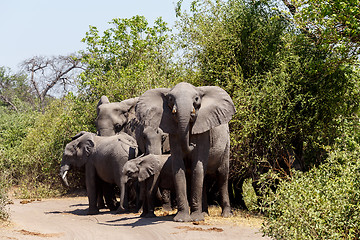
[0,197,270,240]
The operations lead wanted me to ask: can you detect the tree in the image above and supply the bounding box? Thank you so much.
[21,54,84,111]
[0,67,33,111]
[281,0,360,67]
[80,15,179,102]
[175,0,360,206]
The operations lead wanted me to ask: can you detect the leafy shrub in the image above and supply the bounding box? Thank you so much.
[176,0,360,208]
[0,173,9,220]
[261,119,360,239]
[6,97,95,198]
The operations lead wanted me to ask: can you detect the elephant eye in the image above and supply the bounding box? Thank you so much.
[193,95,201,109]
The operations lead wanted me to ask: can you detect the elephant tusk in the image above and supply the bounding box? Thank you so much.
[62,170,68,179]
[61,171,69,187]
[172,106,177,114]
[192,107,196,114]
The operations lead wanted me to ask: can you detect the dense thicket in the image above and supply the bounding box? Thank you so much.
[0,1,359,236]
[176,0,359,205]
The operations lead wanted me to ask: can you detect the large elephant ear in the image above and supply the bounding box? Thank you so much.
[79,133,95,156]
[138,155,161,182]
[192,86,235,134]
[136,88,176,134]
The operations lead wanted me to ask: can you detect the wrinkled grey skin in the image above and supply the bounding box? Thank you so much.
[95,96,170,155]
[95,96,170,209]
[122,154,174,217]
[136,82,235,222]
[60,131,138,214]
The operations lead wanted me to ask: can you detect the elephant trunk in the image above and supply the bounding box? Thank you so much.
[177,104,195,154]
[119,175,128,212]
[59,164,70,187]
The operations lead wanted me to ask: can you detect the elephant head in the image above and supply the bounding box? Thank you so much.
[96,96,139,136]
[141,126,168,155]
[60,132,95,186]
[136,82,235,153]
[122,155,161,183]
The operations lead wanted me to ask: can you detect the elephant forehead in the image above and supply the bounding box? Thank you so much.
[64,144,76,155]
[125,161,138,171]
[171,82,197,95]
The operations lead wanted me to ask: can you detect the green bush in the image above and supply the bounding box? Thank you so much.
[261,120,360,239]
[4,97,95,198]
[0,173,9,220]
[176,0,360,208]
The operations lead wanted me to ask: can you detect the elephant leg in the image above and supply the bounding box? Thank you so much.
[189,133,209,222]
[217,149,232,218]
[144,177,157,218]
[161,189,172,211]
[86,164,99,215]
[96,176,106,209]
[235,178,248,210]
[171,137,191,222]
[140,182,152,217]
[218,170,232,217]
[102,183,118,211]
[190,160,206,221]
[202,181,209,216]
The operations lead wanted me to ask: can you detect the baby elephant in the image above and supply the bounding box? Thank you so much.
[122,154,173,217]
[60,131,138,214]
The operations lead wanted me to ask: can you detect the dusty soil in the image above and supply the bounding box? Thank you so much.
[0,197,270,240]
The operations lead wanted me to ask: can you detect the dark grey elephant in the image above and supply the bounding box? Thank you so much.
[60,131,138,214]
[136,82,235,222]
[122,154,174,217]
[95,96,170,155]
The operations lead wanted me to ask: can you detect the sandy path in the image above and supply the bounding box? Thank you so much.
[0,197,270,240]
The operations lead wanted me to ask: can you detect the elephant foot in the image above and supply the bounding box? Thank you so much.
[87,208,99,215]
[115,206,128,214]
[162,204,173,212]
[203,211,209,217]
[107,201,120,211]
[173,211,192,222]
[190,211,204,222]
[97,203,106,209]
[221,207,232,218]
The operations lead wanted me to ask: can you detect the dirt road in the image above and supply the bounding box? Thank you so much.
[0,197,270,240]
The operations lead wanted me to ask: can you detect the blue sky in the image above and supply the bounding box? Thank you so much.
[0,0,188,72]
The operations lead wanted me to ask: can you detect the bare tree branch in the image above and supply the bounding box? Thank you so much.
[21,54,84,111]
[0,95,18,112]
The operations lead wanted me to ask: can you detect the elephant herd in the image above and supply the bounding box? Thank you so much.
[59,82,235,222]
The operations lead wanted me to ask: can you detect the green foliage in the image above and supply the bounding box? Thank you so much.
[0,105,36,217]
[291,0,360,65]
[261,119,360,239]
[0,66,35,111]
[0,96,95,198]
[176,0,360,198]
[80,15,179,102]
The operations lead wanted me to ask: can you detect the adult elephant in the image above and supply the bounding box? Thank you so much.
[60,131,138,214]
[136,82,235,222]
[96,96,170,155]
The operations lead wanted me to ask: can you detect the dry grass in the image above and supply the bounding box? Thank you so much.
[154,206,264,228]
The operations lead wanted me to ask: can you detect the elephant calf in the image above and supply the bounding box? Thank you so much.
[122,154,174,217]
[60,131,138,214]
